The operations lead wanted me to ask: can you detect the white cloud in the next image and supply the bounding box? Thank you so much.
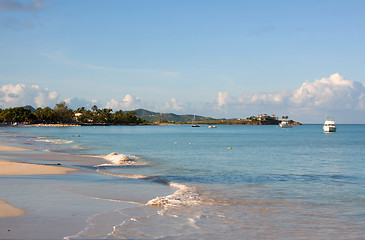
[359,93,365,109]
[160,97,184,112]
[105,94,143,110]
[0,83,58,108]
[238,90,290,106]
[2,73,364,123]
[214,73,365,122]
[123,94,140,108]
[217,91,231,107]
[64,97,95,110]
[228,73,365,110]
[170,98,183,111]
[289,73,361,109]
[105,99,119,110]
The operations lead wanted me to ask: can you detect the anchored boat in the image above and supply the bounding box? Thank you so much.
[279,120,293,128]
[323,118,336,133]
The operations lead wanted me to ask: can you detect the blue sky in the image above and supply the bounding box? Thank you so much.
[1,0,365,123]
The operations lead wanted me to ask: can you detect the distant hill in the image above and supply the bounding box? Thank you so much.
[134,109,216,123]
[133,109,301,125]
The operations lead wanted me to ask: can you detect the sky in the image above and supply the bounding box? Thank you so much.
[0,0,365,123]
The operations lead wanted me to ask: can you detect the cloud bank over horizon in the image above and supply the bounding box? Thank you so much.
[214,73,365,122]
[0,83,58,108]
[1,73,364,123]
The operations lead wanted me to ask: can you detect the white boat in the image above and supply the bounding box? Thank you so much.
[208,125,217,128]
[192,114,200,127]
[323,118,336,132]
[279,120,293,128]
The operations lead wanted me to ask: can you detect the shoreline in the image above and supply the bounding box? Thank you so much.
[0,159,79,176]
[0,145,33,152]
[0,199,25,218]
[0,132,175,238]
[0,144,79,218]
[2,121,303,127]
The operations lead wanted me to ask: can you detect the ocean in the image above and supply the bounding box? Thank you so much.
[1,124,364,239]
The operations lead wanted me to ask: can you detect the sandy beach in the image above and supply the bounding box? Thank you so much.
[0,135,171,239]
[0,145,33,152]
[0,199,25,218]
[0,145,78,218]
[0,159,78,176]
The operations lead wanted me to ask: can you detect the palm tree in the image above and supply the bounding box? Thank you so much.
[91,105,98,113]
[54,102,73,123]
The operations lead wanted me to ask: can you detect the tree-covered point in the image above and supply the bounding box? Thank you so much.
[0,102,146,125]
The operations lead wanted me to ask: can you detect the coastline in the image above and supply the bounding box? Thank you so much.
[2,120,302,128]
[0,159,78,176]
[0,145,33,152]
[0,144,79,218]
[0,199,25,218]
[0,134,175,239]
[0,124,364,239]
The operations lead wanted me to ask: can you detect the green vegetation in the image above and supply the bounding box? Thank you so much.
[0,104,301,126]
[0,102,146,125]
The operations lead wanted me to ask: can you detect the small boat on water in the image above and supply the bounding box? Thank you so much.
[279,120,293,128]
[208,125,217,128]
[323,118,336,132]
[192,114,200,127]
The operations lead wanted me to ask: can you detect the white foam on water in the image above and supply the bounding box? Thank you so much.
[94,152,147,166]
[72,145,91,150]
[96,166,203,209]
[96,168,148,180]
[63,208,133,240]
[35,137,73,145]
[146,182,202,209]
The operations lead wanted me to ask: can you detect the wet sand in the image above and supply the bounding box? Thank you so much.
[0,139,174,239]
[0,199,25,218]
[0,159,78,176]
[0,145,33,152]
[0,144,78,218]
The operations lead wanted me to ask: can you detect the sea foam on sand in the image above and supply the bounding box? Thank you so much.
[146,182,201,208]
[96,152,144,166]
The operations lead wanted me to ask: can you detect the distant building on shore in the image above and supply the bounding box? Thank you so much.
[256,114,278,121]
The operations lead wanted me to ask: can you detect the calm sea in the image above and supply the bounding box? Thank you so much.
[1,124,365,239]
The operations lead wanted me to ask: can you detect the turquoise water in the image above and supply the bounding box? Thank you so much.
[1,124,365,239]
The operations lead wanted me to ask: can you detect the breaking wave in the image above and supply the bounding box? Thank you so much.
[146,182,202,208]
[94,152,146,166]
[96,167,202,209]
[35,137,73,145]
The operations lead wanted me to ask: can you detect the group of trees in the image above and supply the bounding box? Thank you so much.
[73,104,144,125]
[0,102,146,125]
